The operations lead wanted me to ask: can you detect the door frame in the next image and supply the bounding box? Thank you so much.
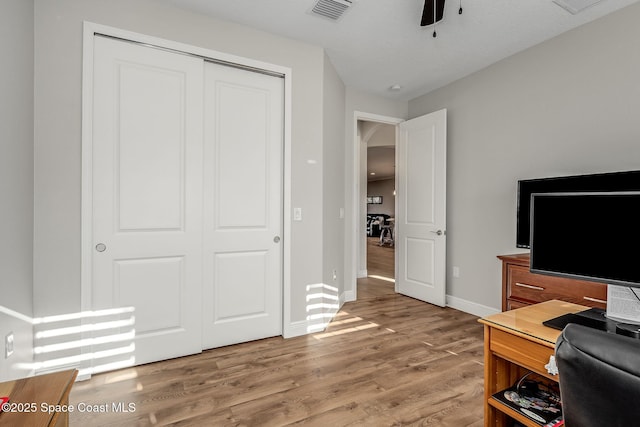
[80,22,292,377]
[349,111,404,301]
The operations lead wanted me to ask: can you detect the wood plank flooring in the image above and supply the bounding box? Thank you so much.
[70,240,485,426]
[357,237,396,299]
[366,235,395,279]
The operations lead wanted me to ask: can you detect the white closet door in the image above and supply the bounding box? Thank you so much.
[91,36,204,365]
[202,62,284,349]
[396,109,447,307]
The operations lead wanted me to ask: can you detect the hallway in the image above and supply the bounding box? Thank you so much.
[358,237,395,299]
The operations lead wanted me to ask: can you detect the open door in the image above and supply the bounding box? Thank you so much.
[396,109,447,306]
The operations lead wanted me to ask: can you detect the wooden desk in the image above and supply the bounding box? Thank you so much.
[0,369,77,427]
[479,300,587,427]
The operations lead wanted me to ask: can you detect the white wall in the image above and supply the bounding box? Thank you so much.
[32,0,335,336]
[0,0,35,381]
[321,52,346,325]
[367,179,395,217]
[409,2,640,313]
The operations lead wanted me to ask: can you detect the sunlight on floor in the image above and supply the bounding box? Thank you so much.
[103,369,139,385]
[312,321,380,339]
[327,316,364,326]
[368,274,395,283]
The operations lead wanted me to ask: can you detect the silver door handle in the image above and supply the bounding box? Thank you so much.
[95,243,107,252]
[273,236,281,243]
[430,230,444,236]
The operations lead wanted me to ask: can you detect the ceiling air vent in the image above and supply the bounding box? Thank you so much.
[310,0,353,21]
[553,0,603,14]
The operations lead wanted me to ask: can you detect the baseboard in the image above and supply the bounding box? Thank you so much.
[446,295,500,318]
[284,316,332,337]
[343,289,356,302]
[283,320,309,338]
[35,362,82,377]
[357,269,367,278]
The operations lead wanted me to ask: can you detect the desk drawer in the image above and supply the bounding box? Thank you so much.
[508,265,607,308]
[490,328,557,380]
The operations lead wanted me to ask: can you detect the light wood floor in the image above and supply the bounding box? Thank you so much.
[70,239,484,426]
[357,237,396,299]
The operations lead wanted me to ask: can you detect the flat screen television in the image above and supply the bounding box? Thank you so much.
[529,191,640,288]
[516,170,640,248]
[530,191,640,332]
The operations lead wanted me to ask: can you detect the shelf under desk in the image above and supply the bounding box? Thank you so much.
[479,300,588,427]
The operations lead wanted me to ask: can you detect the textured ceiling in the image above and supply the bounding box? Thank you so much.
[159,0,638,100]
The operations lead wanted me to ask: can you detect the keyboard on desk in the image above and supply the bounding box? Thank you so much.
[543,311,607,331]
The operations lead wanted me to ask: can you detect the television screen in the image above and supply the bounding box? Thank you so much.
[516,170,640,248]
[529,192,640,288]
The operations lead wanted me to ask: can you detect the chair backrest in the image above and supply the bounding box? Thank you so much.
[555,323,640,427]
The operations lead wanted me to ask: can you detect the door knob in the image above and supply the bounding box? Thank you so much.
[273,236,281,243]
[430,230,444,236]
[95,243,107,252]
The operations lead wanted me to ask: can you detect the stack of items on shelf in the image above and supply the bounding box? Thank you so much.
[492,373,564,427]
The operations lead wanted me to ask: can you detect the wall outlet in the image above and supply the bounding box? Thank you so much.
[332,269,337,281]
[5,332,14,358]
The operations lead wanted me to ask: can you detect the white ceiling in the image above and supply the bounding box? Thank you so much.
[368,146,395,182]
[159,0,638,101]
[362,122,396,181]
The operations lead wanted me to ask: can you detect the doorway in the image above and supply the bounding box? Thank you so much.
[351,110,447,306]
[359,121,396,299]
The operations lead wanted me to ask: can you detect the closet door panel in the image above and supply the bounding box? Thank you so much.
[91,36,204,368]
[202,62,284,349]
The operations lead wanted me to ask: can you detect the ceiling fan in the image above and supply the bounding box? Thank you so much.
[420,0,463,37]
[420,0,446,26]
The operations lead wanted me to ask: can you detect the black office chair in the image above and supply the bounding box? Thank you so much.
[555,323,640,427]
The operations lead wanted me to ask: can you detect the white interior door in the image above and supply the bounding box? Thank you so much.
[91,36,204,365]
[396,109,447,306]
[202,62,284,349]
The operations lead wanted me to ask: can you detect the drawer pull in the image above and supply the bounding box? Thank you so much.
[515,282,545,291]
[583,296,607,304]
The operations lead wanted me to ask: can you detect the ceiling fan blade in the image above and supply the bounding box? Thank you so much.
[421,0,446,26]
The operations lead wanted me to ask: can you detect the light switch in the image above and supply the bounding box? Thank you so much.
[294,207,302,221]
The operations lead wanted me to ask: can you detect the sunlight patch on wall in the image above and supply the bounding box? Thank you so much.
[2,305,136,378]
[305,283,340,333]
